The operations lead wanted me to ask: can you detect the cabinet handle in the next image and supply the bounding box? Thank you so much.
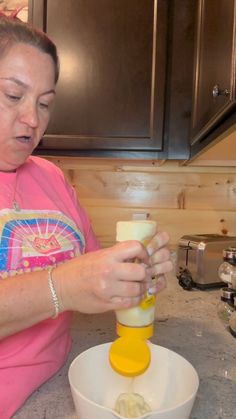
[212,84,230,98]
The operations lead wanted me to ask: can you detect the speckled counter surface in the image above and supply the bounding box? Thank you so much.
[13,274,236,419]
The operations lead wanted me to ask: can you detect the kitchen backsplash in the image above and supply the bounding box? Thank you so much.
[45,157,236,248]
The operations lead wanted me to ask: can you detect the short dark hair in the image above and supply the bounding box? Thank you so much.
[0,16,59,83]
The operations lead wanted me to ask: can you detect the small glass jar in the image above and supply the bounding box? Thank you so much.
[229,296,236,337]
[218,247,236,289]
[217,287,236,325]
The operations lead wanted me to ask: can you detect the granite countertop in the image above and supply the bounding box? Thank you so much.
[13,274,236,419]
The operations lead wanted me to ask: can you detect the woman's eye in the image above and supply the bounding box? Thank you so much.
[39,102,49,110]
[6,94,21,101]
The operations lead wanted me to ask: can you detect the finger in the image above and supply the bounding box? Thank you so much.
[109,276,166,310]
[149,247,171,265]
[110,294,145,309]
[150,260,173,276]
[117,262,151,286]
[149,275,166,293]
[110,276,166,309]
[113,276,147,298]
[114,241,150,265]
[146,231,170,256]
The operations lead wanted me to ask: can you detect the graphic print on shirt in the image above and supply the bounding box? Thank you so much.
[0,209,85,278]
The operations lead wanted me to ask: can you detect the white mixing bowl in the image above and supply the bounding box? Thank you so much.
[68,342,199,419]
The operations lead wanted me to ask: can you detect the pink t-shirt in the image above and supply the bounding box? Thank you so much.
[0,156,100,418]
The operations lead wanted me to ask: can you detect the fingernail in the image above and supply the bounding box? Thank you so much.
[146,246,153,256]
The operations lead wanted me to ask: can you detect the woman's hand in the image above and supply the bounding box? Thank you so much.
[54,231,173,314]
[146,230,173,293]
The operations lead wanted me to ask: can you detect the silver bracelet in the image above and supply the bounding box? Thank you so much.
[48,266,60,319]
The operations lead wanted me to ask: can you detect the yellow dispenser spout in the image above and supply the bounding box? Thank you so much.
[109,336,151,377]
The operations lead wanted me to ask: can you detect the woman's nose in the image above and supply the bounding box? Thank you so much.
[18,101,39,128]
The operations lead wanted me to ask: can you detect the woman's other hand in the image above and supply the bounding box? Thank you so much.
[146,230,173,294]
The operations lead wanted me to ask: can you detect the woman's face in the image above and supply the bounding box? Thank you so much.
[0,42,56,171]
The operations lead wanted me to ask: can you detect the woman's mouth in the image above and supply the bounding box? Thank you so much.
[16,135,32,143]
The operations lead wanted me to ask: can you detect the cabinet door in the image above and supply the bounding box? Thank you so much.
[191,0,236,146]
[29,0,168,157]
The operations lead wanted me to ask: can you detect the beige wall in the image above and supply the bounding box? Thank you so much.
[0,1,28,21]
[46,157,236,248]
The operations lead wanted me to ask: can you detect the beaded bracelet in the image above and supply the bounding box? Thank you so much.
[48,266,60,319]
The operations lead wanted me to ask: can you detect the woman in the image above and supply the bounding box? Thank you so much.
[0,16,173,418]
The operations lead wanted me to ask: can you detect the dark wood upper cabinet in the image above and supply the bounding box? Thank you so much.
[29,0,195,159]
[190,0,236,154]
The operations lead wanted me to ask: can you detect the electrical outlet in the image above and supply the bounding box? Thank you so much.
[132,213,150,220]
